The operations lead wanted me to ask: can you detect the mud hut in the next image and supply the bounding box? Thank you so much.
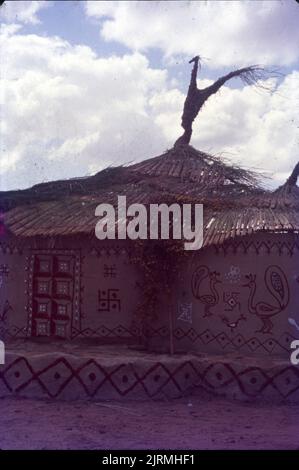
[144,159,299,357]
[0,60,298,359]
[0,147,258,342]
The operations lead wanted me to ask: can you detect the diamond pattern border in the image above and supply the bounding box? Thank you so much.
[1,355,299,402]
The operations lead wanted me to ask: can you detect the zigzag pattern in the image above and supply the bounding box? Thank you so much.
[1,355,299,401]
[71,324,140,339]
[214,239,299,256]
[176,328,295,352]
[1,324,295,357]
[148,327,295,353]
[0,325,28,339]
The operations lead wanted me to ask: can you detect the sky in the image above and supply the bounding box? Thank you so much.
[0,0,299,191]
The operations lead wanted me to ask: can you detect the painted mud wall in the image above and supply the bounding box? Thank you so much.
[79,244,140,341]
[0,236,141,342]
[0,242,27,340]
[148,233,299,358]
[1,232,299,359]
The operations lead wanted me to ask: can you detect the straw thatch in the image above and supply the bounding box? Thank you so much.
[175,56,276,146]
[1,144,298,246]
[130,144,262,196]
[0,55,296,247]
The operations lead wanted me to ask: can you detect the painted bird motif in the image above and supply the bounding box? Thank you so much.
[191,266,221,317]
[243,266,289,334]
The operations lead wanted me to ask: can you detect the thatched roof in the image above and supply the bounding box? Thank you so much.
[130,145,261,197]
[0,145,298,246]
[0,145,261,213]
[1,58,292,247]
[0,166,139,213]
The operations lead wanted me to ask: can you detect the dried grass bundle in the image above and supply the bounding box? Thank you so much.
[175,56,281,146]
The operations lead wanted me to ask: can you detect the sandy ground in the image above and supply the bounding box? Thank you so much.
[0,396,299,450]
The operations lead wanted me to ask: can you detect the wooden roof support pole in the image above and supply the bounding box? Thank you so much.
[175,56,200,147]
[174,56,201,147]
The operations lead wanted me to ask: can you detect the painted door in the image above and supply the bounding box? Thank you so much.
[30,253,76,338]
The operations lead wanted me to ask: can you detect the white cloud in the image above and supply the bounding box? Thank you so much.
[0,27,169,189]
[0,1,50,25]
[147,73,299,187]
[0,25,298,191]
[85,0,299,68]
[191,74,299,186]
